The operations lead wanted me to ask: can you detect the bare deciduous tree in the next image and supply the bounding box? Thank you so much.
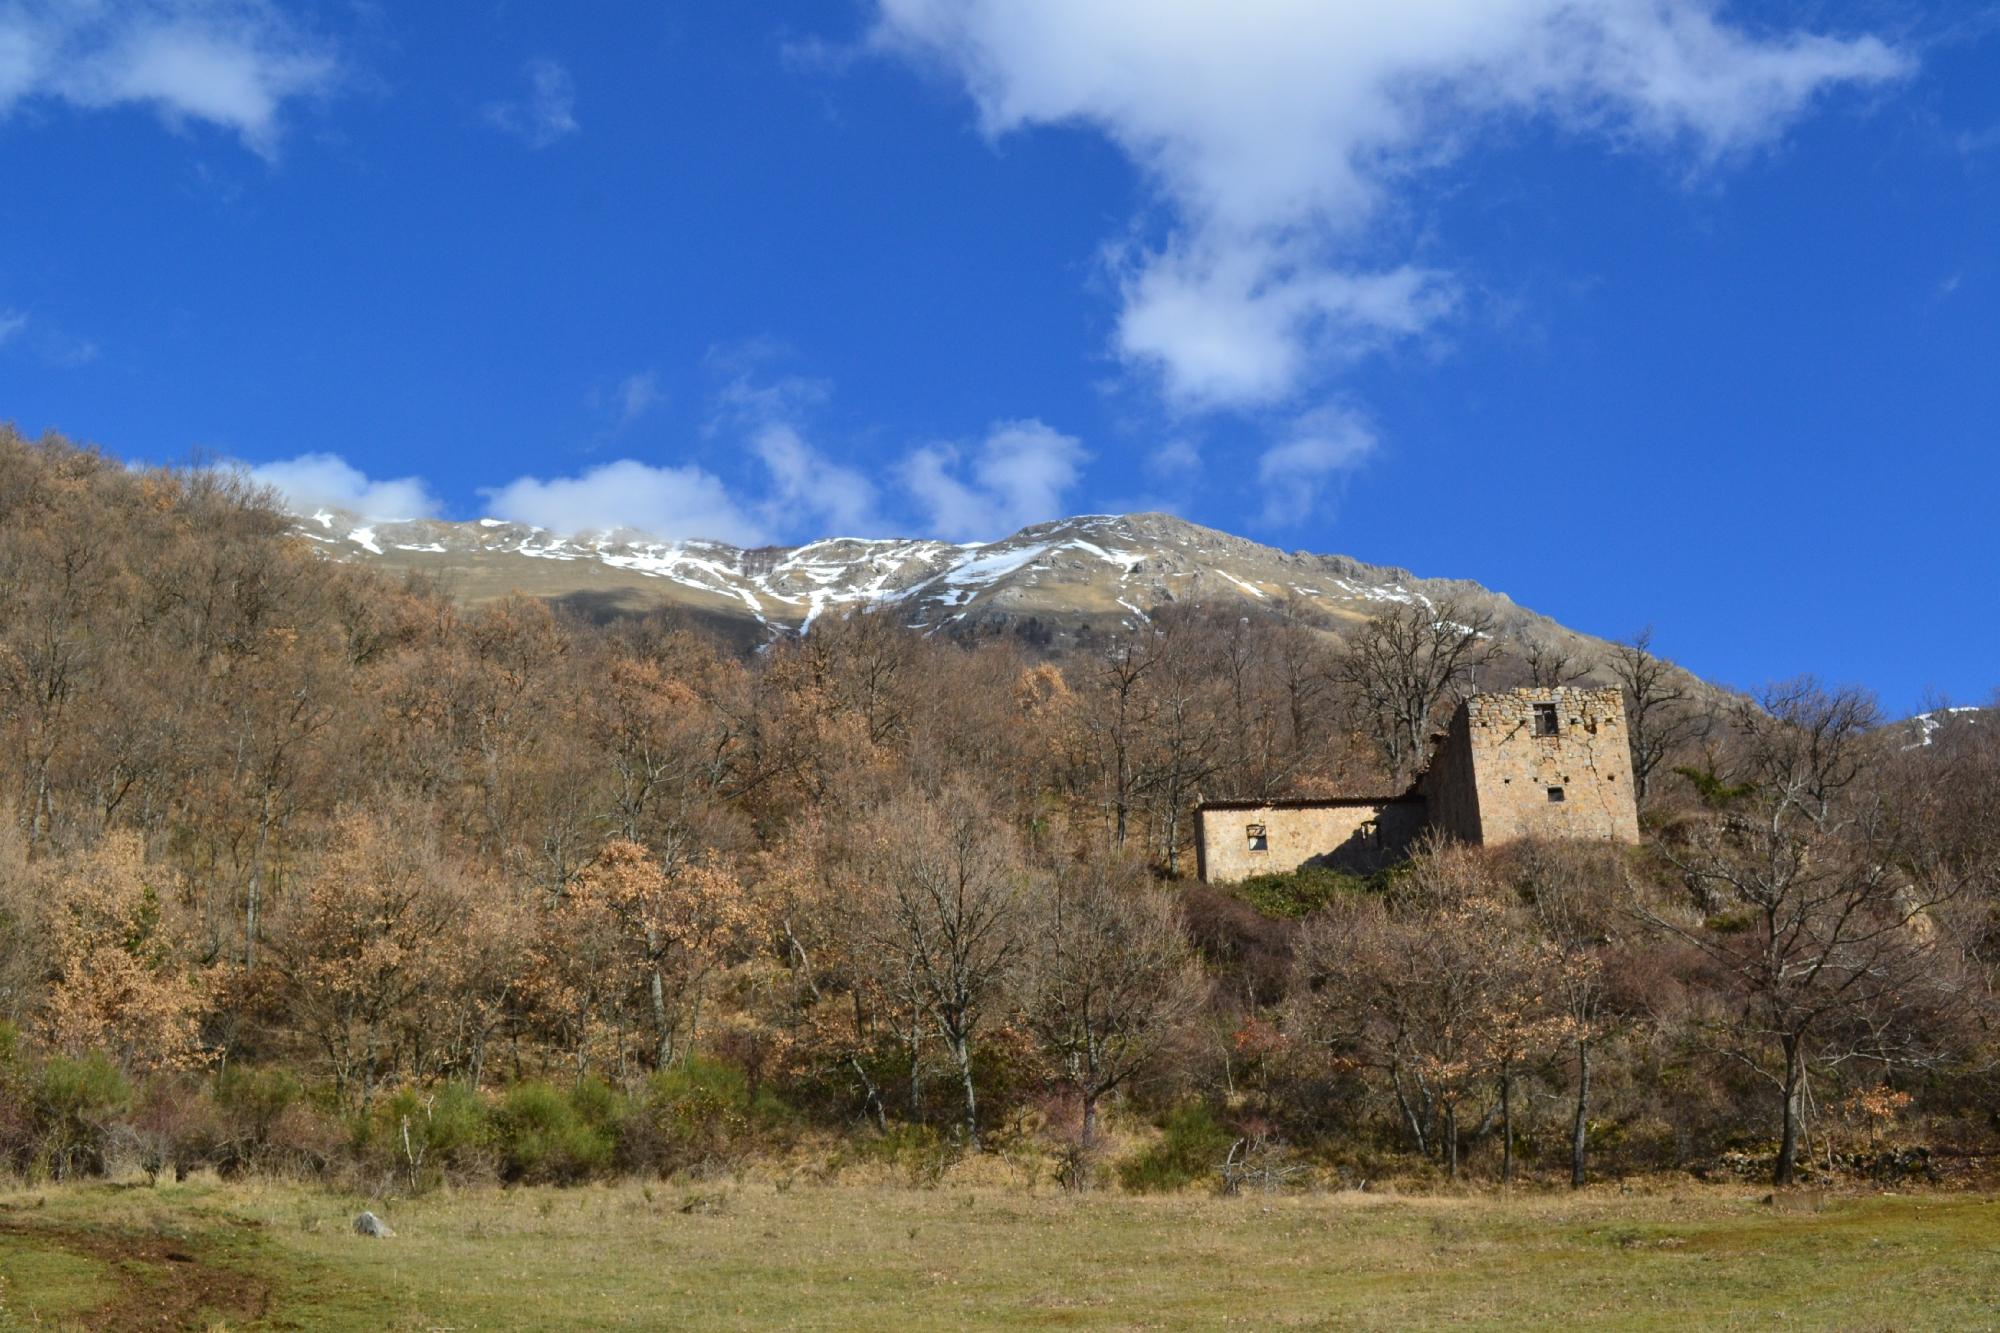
[264,812,473,1106]
[1609,628,1707,803]
[1523,637,1589,689]
[1021,841,1204,1160]
[571,840,758,1070]
[1083,629,1165,847]
[860,785,1026,1146]
[1510,839,1621,1187]
[1292,841,1545,1178]
[1130,611,1226,873]
[1335,599,1496,786]
[1648,681,1967,1185]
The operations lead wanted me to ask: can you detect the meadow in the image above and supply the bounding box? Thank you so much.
[1,1176,1996,1330]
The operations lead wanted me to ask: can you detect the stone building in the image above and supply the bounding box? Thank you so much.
[1193,795,1429,884]
[1194,687,1640,884]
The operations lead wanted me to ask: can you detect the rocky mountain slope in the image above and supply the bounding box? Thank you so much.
[1901,707,1991,749]
[295,507,1617,659]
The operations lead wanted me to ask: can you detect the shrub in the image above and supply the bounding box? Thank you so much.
[0,1022,30,1168]
[568,1076,626,1139]
[32,1052,131,1180]
[1118,1103,1235,1194]
[217,1064,301,1141]
[261,1098,347,1178]
[842,1122,963,1188]
[378,1082,491,1189]
[622,1056,788,1178]
[492,1081,616,1184]
[1232,866,1373,920]
[214,1064,311,1174]
[126,1078,221,1182]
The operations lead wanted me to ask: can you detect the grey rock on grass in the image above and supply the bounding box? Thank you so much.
[353,1210,396,1238]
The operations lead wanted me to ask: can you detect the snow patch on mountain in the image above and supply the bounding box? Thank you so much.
[290,507,1591,655]
[1904,707,1985,749]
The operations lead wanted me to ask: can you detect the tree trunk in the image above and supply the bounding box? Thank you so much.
[1570,1038,1591,1189]
[1500,1069,1514,1186]
[1776,1035,1804,1187]
[1390,1065,1428,1157]
[244,790,273,969]
[647,957,673,1069]
[952,1034,978,1148]
[28,765,49,853]
[849,1054,887,1132]
[1445,1104,1459,1180]
[1081,1093,1099,1151]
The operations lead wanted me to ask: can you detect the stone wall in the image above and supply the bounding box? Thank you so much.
[1449,686,1640,846]
[1417,711,1481,844]
[1196,798,1425,883]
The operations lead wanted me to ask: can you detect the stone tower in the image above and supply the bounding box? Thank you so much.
[1419,686,1641,846]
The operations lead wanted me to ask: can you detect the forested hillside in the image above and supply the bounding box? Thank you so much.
[1,426,1995,1192]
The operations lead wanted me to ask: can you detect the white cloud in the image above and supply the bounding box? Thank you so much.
[246,452,440,520]
[0,308,98,366]
[874,0,1909,409]
[1145,438,1201,480]
[49,334,97,367]
[478,429,884,546]
[1118,245,1453,408]
[1255,406,1377,526]
[752,423,883,536]
[898,449,980,538]
[0,0,337,156]
[483,362,1075,547]
[616,371,661,425]
[901,418,1086,540]
[712,369,830,426]
[482,57,578,148]
[481,459,768,545]
[236,408,1090,546]
[584,370,663,428]
[705,360,888,536]
[1959,122,2000,157]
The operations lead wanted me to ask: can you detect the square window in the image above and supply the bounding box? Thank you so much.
[1532,703,1560,736]
[1246,823,1268,852]
[1547,786,1566,803]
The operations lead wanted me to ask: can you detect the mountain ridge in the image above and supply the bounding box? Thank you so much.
[294,506,1618,662]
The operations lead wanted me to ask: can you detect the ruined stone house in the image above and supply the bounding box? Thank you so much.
[1194,687,1641,884]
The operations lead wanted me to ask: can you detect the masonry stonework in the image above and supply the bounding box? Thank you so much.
[1417,704,1480,844]
[1425,687,1641,847]
[1194,798,1426,883]
[1194,687,1639,883]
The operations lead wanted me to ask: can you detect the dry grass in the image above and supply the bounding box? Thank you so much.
[2,1175,1998,1330]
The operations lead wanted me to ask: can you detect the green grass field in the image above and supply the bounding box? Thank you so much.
[1,1176,1996,1330]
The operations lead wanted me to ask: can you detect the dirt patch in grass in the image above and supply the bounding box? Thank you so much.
[0,1211,271,1331]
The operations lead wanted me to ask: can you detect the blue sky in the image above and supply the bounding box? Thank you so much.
[0,1,1994,714]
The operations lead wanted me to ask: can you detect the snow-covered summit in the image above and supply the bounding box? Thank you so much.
[292,508,1552,647]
